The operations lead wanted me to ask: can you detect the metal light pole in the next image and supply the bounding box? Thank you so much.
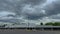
[27,17,30,29]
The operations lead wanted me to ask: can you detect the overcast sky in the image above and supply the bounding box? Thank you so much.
[0,0,60,24]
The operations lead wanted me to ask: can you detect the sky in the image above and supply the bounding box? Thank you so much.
[0,0,60,24]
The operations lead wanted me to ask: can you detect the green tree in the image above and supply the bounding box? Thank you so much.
[45,22,60,26]
[45,22,53,26]
[53,22,60,26]
[40,22,43,25]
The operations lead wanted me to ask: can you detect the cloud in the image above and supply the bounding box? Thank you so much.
[0,0,60,24]
[21,4,46,20]
[44,0,60,16]
[49,14,60,19]
[22,0,46,5]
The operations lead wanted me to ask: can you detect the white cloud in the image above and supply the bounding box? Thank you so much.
[0,0,60,25]
[0,11,16,17]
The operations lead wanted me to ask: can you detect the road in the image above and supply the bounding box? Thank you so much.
[0,29,59,34]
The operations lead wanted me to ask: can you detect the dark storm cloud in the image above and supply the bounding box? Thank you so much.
[15,0,46,16]
[0,0,46,15]
[23,0,46,6]
[0,19,20,23]
[44,0,60,17]
[26,0,60,20]
[21,0,46,20]
[0,0,60,23]
[0,0,46,20]
[0,0,23,16]
[49,14,60,19]
[23,9,46,20]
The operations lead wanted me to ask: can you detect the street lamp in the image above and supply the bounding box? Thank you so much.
[27,17,30,30]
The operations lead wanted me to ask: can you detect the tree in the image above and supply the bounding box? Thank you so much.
[40,22,43,25]
[45,22,60,26]
[53,22,60,26]
[45,22,53,26]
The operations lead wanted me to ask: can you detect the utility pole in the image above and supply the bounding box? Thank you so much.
[28,22,29,29]
[28,17,30,29]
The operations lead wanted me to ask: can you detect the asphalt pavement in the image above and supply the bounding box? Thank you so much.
[0,29,59,34]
